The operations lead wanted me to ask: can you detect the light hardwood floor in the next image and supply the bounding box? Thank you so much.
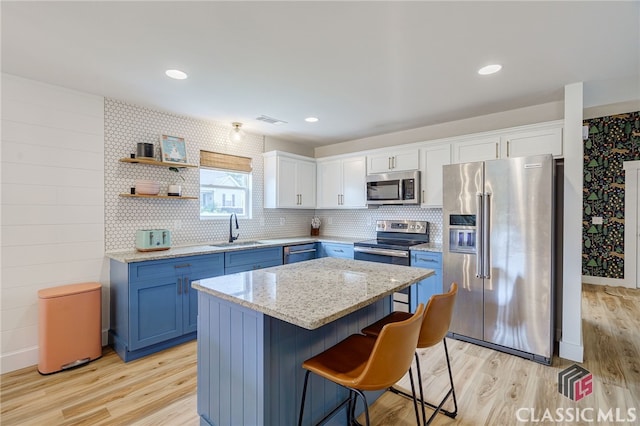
[1,284,638,425]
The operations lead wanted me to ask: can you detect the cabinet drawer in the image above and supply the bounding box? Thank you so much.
[411,251,442,269]
[224,247,283,269]
[321,243,354,259]
[130,254,224,282]
[224,258,283,275]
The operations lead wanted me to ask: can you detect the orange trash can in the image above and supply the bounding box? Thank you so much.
[38,282,102,374]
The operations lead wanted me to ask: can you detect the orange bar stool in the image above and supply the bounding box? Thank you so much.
[298,304,425,426]
[361,283,458,425]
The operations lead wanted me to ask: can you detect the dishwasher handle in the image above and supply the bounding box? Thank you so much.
[287,248,317,255]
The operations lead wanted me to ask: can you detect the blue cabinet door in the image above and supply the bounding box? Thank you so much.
[410,251,443,311]
[183,254,225,333]
[129,278,182,350]
[125,253,225,351]
[184,280,198,334]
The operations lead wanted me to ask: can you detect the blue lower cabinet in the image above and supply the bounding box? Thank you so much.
[318,242,354,259]
[224,246,283,274]
[410,251,443,312]
[109,253,224,362]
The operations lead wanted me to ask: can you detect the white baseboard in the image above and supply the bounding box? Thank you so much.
[581,275,633,288]
[559,340,584,363]
[0,329,110,374]
[1,346,38,374]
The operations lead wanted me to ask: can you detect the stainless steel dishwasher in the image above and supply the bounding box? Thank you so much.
[283,243,317,264]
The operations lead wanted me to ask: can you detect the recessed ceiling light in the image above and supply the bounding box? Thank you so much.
[305,117,319,123]
[165,69,188,80]
[478,64,502,75]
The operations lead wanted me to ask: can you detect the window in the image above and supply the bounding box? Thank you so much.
[200,151,252,219]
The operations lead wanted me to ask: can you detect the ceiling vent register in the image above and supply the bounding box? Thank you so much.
[256,115,287,125]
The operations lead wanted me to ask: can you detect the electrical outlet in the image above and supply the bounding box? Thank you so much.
[367,216,372,226]
[592,216,603,225]
[328,217,333,225]
[260,217,265,227]
[280,217,286,225]
[173,220,182,230]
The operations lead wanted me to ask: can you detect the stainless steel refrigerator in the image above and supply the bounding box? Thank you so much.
[442,154,554,364]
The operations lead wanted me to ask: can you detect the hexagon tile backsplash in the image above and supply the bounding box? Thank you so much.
[104,98,443,252]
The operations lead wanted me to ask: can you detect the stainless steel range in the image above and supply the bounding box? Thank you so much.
[354,220,429,312]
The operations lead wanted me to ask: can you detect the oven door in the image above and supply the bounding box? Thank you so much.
[354,246,411,312]
[353,246,410,266]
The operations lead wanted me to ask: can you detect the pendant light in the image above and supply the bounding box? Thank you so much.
[229,122,246,142]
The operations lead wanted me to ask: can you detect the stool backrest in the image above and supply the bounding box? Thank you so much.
[352,303,425,390]
[418,282,458,348]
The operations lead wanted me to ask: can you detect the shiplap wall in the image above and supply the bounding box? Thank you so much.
[0,74,106,373]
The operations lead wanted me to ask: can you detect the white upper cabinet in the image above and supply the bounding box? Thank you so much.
[501,125,563,158]
[420,144,451,208]
[264,151,316,209]
[452,137,501,164]
[317,155,366,209]
[367,148,419,174]
[452,122,563,164]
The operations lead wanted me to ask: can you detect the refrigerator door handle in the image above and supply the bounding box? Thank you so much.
[476,192,484,278]
[483,192,491,278]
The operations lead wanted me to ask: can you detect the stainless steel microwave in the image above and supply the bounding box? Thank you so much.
[366,170,421,205]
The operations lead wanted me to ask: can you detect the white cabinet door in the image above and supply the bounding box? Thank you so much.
[341,156,366,208]
[453,137,500,163]
[316,156,366,208]
[317,160,342,208]
[263,151,316,209]
[277,156,299,207]
[502,126,563,158]
[393,149,420,171]
[367,148,419,173]
[296,159,316,208]
[420,144,451,207]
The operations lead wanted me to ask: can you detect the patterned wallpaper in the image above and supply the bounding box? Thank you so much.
[104,99,444,251]
[582,111,640,278]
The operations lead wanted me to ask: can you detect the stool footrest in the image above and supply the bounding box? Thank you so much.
[389,386,457,419]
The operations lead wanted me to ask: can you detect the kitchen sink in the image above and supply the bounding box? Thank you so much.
[210,241,265,248]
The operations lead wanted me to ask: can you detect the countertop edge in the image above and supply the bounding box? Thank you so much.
[192,266,434,330]
[105,236,366,263]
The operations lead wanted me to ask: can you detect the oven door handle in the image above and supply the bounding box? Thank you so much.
[353,246,409,258]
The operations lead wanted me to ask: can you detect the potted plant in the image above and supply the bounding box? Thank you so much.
[168,167,185,196]
[311,217,321,236]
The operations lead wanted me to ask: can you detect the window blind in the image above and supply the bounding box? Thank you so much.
[200,150,252,172]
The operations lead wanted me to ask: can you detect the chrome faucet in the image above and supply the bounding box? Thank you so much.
[229,213,239,243]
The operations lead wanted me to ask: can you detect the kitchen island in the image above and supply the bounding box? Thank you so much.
[192,257,434,426]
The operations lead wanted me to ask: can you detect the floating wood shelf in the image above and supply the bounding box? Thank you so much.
[119,158,198,168]
[119,194,198,200]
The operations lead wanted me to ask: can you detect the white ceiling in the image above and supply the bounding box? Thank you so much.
[2,1,638,147]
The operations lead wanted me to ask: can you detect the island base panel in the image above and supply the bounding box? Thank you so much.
[197,294,391,426]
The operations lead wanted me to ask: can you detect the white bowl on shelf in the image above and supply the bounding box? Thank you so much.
[135,180,161,195]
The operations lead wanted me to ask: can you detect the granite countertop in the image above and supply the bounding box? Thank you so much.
[105,235,365,263]
[192,257,434,330]
[411,242,443,253]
